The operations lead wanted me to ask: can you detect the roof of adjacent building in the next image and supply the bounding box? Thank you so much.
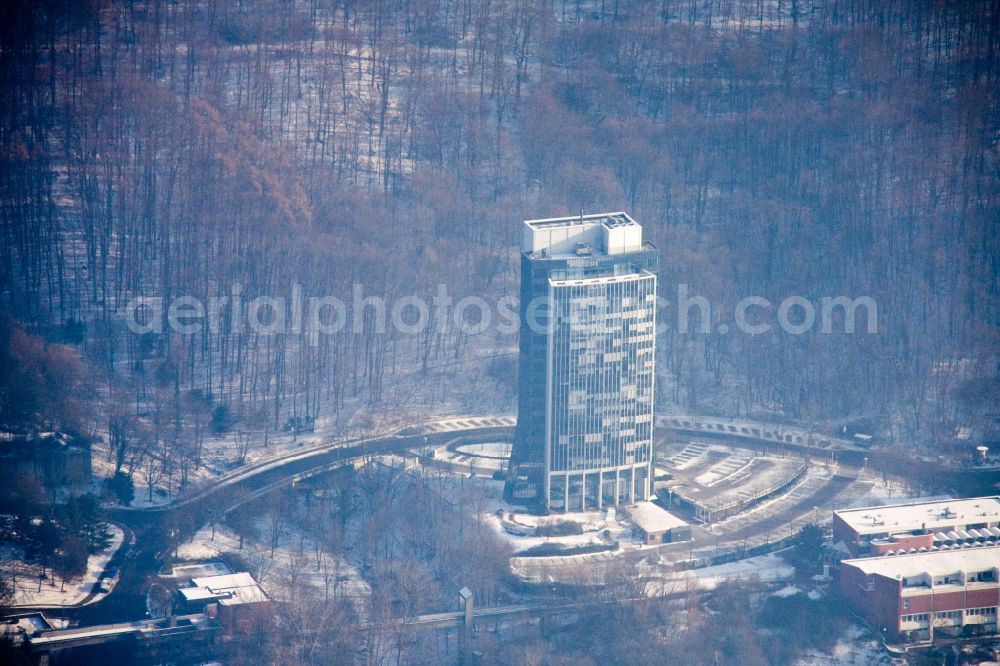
[842,544,1000,578]
[181,571,268,606]
[627,501,688,533]
[834,496,1000,536]
[169,561,233,581]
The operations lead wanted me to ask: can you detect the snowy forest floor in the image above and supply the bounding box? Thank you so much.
[4,524,124,608]
[91,335,519,508]
[174,519,371,618]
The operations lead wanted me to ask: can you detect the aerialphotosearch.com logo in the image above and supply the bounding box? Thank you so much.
[123,283,877,344]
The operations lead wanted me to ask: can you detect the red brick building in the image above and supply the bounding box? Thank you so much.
[832,497,1000,557]
[840,547,999,642]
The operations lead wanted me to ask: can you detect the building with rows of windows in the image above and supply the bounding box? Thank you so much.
[505,213,658,512]
[835,496,1000,642]
[840,546,999,641]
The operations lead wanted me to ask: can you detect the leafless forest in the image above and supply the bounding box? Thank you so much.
[1,0,998,467]
[1,1,999,664]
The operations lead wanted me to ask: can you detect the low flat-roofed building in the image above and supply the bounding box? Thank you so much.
[840,545,1000,642]
[176,570,270,633]
[832,496,1000,557]
[179,572,268,607]
[626,501,691,544]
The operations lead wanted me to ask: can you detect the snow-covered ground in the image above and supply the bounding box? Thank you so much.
[836,477,951,510]
[452,442,512,459]
[5,524,124,608]
[163,561,232,580]
[90,391,517,509]
[419,436,954,589]
[422,475,657,556]
[90,424,376,509]
[664,552,795,591]
[175,520,370,608]
[772,584,802,598]
[487,506,628,554]
[424,444,509,474]
[794,625,897,665]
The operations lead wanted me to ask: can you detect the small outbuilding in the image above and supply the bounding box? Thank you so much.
[627,501,691,544]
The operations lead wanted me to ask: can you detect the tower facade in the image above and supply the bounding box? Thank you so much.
[506,213,658,512]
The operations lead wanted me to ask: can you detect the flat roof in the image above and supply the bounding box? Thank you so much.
[169,561,233,580]
[834,496,1000,536]
[179,587,218,602]
[524,212,638,230]
[843,544,1000,578]
[627,501,688,533]
[522,212,647,259]
[185,572,268,606]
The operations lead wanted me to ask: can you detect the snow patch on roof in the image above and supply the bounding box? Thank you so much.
[842,543,1000,578]
[834,496,1000,535]
[626,501,688,533]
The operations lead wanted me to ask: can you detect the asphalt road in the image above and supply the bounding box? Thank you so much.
[12,416,999,626]
[69,426,513,624]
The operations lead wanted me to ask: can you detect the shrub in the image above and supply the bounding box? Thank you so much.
[517,541,616,557]
[106,471,134,507]
[210,405,232,434]
[535,520,584,537]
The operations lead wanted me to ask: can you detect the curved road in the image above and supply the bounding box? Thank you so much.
[19,413,999,624]
[659,414,1000,495]
[70,423,513,624]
